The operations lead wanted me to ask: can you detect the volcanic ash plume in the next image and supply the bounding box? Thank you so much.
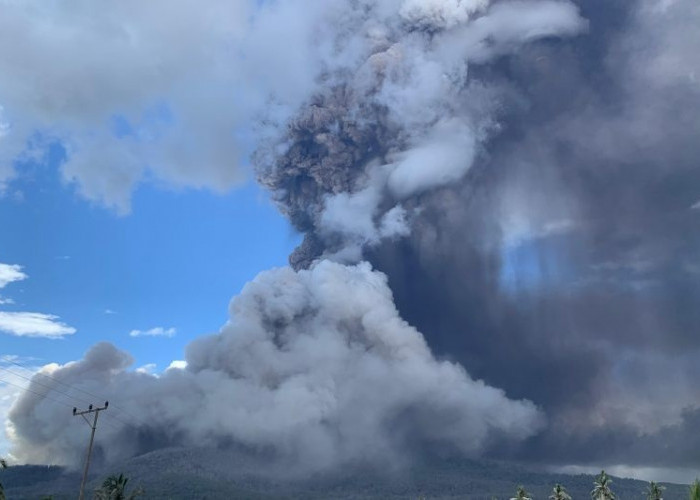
[4,0,596,472]
[255,0,587,268]
[8,262,542,470]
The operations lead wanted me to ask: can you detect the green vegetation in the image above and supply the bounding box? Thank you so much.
[1,450,698,499]
[645,480,665,500]
[549,483,571,500]
[511,485,532,500]
[94,473,143,500]
[591,470,615,500]
[690,479,700,500]
[0,456,6,500]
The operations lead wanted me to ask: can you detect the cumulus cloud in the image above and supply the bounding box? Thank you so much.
[166,360,187,371]
[129,327,176,338]
[0,0,255,210]
[9,262,542,471]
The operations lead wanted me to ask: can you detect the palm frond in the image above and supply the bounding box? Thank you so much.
[689,479,700,500]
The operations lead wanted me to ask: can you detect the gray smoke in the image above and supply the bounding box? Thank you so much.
[255,0,587,267]
[256,0,700,472]
[6,0,700,476]
[8,262,541,470]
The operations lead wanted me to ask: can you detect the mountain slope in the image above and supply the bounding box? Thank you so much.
[3,447,693,499]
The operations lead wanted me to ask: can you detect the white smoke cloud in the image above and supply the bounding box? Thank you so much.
[9,261,542,470]
[399,0,491,30]
[624,0,700,91]
[258,0,586,262]
[320,168,411,261]
[387,119,477,199]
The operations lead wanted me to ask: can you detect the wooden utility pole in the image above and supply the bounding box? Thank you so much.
[73,401,108,500]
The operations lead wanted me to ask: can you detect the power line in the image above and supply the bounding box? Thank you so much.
[1,357,117,403]
[0,365,94,408]
[0,374,123,432]
[0,375,76,410]
[0,365,134,428]
[0,358,150,428]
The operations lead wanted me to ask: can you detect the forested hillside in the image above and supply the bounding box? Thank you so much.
[2,448,693,499]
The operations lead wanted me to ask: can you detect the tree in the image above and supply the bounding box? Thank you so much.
[550,484,572,500]
[646,481,665,500]
[511,485,533,500]
[690,479,700,500]
[591,470,615,500]
[0,456,7,500]
[94,473,143,500]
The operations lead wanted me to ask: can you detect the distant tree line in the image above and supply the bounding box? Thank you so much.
[510,470,700,500]
[0,458,143,500]
[3,457,700,499]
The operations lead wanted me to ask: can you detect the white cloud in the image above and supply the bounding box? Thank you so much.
[104,309,117,315]
[166,360,188,371]
[0,0,291,211]
[0,263,27,289]
[0,312,76,338]
[0,263,76,338]
[135,363,157,375]
[129,326,176,338]
[691,199,700,210]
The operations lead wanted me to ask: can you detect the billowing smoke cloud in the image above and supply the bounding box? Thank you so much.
[255,0,700,472]
[256,0,587,267]
[363,0,700,469]
[8,262,542,470]
[5,0,700,477]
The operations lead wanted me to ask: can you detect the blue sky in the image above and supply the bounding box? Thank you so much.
[0,143,299,372]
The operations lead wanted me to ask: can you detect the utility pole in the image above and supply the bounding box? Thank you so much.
[73,401,108,500]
